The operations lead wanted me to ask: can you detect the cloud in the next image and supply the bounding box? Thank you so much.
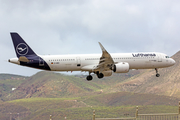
[0,0,180,76]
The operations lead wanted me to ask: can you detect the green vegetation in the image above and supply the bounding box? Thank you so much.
[0,97,178,120]
[0,74,27,102]
[0,91,179,120]
[0,73,28,80]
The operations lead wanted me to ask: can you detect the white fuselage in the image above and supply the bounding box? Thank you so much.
[38,52,175,71]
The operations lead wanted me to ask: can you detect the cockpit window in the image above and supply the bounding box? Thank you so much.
[165,56,169,58]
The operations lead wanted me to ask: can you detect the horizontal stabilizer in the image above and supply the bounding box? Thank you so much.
[18,56,30,62]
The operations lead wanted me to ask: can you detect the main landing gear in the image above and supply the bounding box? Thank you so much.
[97,73,104,79]
[86,72,105,81]
[155,68,160,77]
[86,75,93,81]
[96,71,104,79]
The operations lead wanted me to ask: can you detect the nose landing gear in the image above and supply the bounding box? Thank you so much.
[155,68,160,77]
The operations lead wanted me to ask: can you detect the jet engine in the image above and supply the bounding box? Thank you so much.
[113,62,129,73]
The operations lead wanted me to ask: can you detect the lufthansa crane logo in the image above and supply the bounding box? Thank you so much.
[16,43,28,56]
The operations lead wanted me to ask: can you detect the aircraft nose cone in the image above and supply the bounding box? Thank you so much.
[172,59,176,65]
[170,59,176,65]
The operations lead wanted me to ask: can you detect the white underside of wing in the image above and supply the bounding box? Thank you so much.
[81,64,98,71]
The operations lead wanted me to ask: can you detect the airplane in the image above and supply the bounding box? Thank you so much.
[9,33,176,81]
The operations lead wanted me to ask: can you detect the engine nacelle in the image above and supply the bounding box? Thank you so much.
[113,62,129,73]
[102,70,112,76]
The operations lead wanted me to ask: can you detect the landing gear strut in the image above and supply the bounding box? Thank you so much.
[155,68,160,77]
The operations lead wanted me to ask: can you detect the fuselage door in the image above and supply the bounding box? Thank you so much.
[158,54,162,62]
[39,57,44,66]
[76,57,81,67]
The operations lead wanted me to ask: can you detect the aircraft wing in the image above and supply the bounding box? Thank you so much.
[94,42,115,72]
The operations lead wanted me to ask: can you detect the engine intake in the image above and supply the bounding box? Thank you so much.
[113,62,129,73]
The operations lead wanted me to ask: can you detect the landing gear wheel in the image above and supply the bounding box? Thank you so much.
[98,73,104,79]
[155,68,160,77]
[156,73,160,77]
[86,75,93,81]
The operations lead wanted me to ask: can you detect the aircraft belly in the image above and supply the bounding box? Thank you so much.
[129,60,155,69]
[153,60,168,68]
[48,62,81,71]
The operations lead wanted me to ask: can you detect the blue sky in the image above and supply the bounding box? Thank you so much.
[1,0,180,76]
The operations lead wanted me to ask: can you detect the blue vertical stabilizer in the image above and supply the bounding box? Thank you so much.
[10,33,37,58]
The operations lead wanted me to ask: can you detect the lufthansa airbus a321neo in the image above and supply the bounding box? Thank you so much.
[9,33,175,81]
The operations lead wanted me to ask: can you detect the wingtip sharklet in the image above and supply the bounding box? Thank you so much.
[98,42,106,52]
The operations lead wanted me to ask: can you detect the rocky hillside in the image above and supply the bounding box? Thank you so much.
[110,51,180,98]
[0,74,28,102]
[1,69,141,101]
